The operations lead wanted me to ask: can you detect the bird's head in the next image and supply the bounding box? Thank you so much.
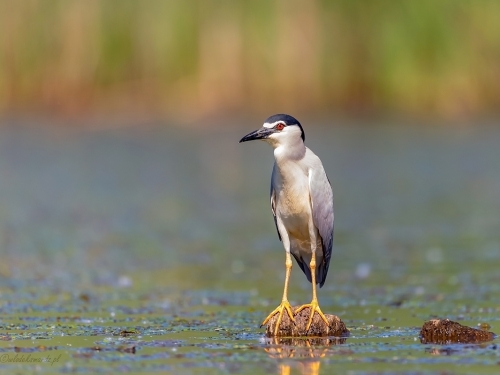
[239,114,305,148]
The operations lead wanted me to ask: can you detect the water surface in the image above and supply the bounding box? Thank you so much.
[0,120,499,374]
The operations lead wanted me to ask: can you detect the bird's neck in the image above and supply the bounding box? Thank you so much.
[273,140,306,164]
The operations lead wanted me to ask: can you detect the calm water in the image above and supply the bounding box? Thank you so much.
[0,120,499,374]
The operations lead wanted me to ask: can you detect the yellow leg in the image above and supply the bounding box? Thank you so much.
[295,255,329,331]
[278,364,291,375]
[261,252,295,335]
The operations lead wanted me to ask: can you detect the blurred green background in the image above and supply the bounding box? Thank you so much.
[1,0,499,120]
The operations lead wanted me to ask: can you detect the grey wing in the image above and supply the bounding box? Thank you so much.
[270,166,281,241]
[309,167,334,287]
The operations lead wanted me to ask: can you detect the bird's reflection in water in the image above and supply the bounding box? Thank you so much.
[264,337,346,375]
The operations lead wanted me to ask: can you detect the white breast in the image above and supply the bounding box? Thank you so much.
[273,161,311,241]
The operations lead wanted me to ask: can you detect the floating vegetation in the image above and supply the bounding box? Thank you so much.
[420,319,496,344]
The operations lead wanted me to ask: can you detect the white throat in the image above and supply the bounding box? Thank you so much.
[272,136,306,162]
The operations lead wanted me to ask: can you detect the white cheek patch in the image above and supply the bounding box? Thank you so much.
[286,126,301,135]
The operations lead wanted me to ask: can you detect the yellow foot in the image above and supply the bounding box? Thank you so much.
[295,299,329,332]
[261,300,295,336]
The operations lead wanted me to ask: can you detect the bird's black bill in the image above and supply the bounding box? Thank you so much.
[239,128,274,143]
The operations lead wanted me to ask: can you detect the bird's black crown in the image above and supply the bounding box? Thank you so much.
[264,114,305,142]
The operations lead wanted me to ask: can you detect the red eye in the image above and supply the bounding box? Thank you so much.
[275,123,285,130]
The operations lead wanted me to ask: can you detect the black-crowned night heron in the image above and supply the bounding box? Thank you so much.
[239,114,334,335]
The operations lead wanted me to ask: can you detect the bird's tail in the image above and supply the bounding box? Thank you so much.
[291,253,329,288]
[317,258,330,288]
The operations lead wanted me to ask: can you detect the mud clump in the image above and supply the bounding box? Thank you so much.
[264,306,349,337]
[420,319,496,344]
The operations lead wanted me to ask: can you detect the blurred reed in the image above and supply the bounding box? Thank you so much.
[0,0,499,119]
